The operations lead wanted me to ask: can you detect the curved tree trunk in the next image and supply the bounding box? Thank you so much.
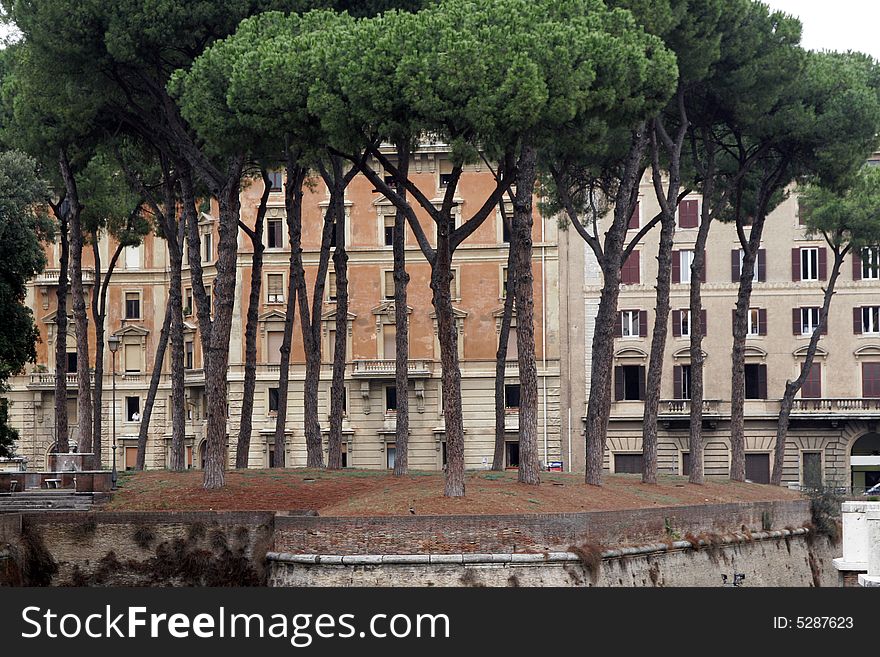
[391,146,411,476]
[53,205,70,454]
[493,212,516,471]
[771,245,846,485]
[328,158,351,471]
[273,162,307,468]
[511,144,540,485]
[236,169,271,469]
[60,151,93,466]
[138,292,173,470]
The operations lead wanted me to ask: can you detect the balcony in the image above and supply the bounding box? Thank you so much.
[659,399,723,417]
[33,268,95,286]
[184,368,205,385]
[791,398,880,419]
[27,372,95,390]
[352,359,433,378]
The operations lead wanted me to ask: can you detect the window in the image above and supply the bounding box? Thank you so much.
[502,267,509,298]
[504,383,521,410]
[734,249,765,283]
[268,387,279,415]
[799,307,821,335]
[745,308,767,336]
[125,396,140,422]
[794,247,824,281]
[674,365,691,400]
[628,201,640,229]
[677,199,699,228]
[185,340,194,370]
[125,292,140,319]
[614,365,645,401]
[801,362,821,398]
[184,288,193,316]
[672,309,706,338]
[744,363,767,399]
[267,331,283,365]
[502,214,511,243]
[124,343,142,373]
[679,250,694,283]
[66,352,77,372]
[66,396,77,424]
[614,453,644,474]
[802,452,822,488]
[861,247,880,279]
[203,232,213,263]
[268,171,283,192]
[125,245,141,270]
[681,451,691,477]
[745,453,770,484]
[863,362,880,398]
[328,271,337,301]
[621,251,640,285]
[502,327,518,360]
[679,310,691,337]
[125,446,137,471]
[383,324,396,360]
[383,270,395,300]
[267,218,283,249]
[205,286,212,317]
[619,310,643,338]
[383,215,395,247]
[267,274,284,303]
[386,442,396,470]
[862,306,880,334]
[439,173,453,189]
[505,441,519,469]
[385,386,397,414]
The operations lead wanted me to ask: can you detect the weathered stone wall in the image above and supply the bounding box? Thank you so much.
[274,500,811,554]
[268,533,841,587]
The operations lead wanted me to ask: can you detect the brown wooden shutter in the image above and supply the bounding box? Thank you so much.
[818,247,827,280]
[672,310,681,337]
[621,251,640,285]
[758,308,767,336]
[853,249,863,280]
[758,364,768,399]
[700,309,707,337]
[639,310,648,337]
[757,249,766,282]
[792,248,801,281]
[679,200,698,228]
[731,249,740,282]
[614,367,624,401]
[673,365,682,399]
[671,251,680,284]
[854,307,863,334]
[638,366,646,400]
[629,202,640,229]
[792,308,801,335]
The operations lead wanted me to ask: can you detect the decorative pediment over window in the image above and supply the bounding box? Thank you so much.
[372,301,412,325]
[793,345,828,360]
[855,344,880,359]
[182,321,198,336]
[112,324,150,339]
[615,346,648,360]
[743,345,767,361]
[321,309,356,338]
[429,306,468,322]
[672,347,706,360]
[492,306,518,333]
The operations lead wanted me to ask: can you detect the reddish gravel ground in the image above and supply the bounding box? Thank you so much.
[104,468,803,516]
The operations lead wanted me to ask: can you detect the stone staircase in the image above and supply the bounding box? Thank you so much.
[0,490,94,513]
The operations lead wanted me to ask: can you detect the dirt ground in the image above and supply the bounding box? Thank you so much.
[104,468,803,516]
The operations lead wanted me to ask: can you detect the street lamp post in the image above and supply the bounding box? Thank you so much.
[107,335,120,490]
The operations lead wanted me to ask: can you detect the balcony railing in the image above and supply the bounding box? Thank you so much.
[33,268,95,286]
[27,372,95,388]
[659,399,722,416]
[791,398,880,414]
[352,359,433,377]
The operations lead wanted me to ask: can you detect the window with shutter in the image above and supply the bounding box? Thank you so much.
[674,364,691,400]
[621,251,640,285]
[124,343,142,373]
[738,249,760,283]
[383,324,396,360]
[799,307,821,335]
[383,271,394,299]
[268,172,283,192]
[185,341,194,370]
[862,247,880,279]
[801,363,822,398]
[746,308,761,336]
[620,310,641,338]
[863,306,880,334]
[267,218,283,249]
[731,249,741,282]
[677,199,699,228]
[800,247,819,281]
[267,331,283,364]
[504,384,521,409]
[744,364,767,399]
[125,292,141,319]
[328,271,337,301]
[679,250,695,284]
[614,366,645,401]
[266,274,284,303]
[268,388,279,414]
[501,267,509,298]
[383,215,395,247]
[628,201,640,229]
[614,453,644,474]
[864,362,880,398]
[757,249,766,282]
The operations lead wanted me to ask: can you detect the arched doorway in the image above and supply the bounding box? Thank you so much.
[198,441,206,470]
[851,433,880,493]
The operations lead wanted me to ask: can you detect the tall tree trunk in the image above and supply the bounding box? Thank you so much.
[198,158,245,490]
[511,144,540,485]
[273,163,306,468]
[236,169,271,469]
[328,157,351,471]
[138,293,173,470]
[771,245,846,485]
[493,233,516,471]
[166,224,187,472]
[60,150,93,467]
[432,236,466,497]
[391,145,411,476]
[583,125,648,486]
[53,205,70,454]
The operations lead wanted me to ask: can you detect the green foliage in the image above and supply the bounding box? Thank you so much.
[800,165,880,250]
[0,149,49,455]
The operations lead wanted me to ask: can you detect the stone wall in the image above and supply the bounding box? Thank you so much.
[268,532,841,587]
[274,500,811,554]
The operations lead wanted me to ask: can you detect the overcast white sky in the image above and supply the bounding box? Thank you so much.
[764,0,880,60]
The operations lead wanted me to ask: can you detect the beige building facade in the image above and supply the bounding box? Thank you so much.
[4,144,564,473]
[561,169,880,491]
